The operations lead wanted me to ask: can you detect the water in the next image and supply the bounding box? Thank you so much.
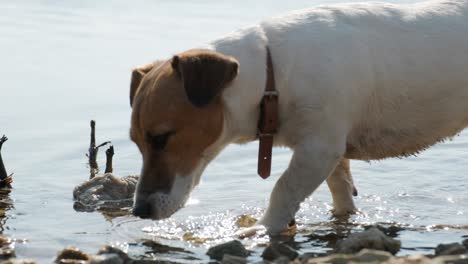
[0,0,467,262]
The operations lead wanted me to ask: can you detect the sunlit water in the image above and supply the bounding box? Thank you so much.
[0,0,467,262]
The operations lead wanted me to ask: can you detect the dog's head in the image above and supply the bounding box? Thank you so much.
[129,50,239,219]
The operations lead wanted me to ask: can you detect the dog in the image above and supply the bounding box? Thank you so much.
[129,0,468,234]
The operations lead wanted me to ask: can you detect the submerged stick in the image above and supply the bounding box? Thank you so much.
[0,135,12,188]
[87,120,111,179]
[105,145,114,174]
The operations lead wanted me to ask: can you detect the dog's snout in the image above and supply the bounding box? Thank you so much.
[132,201,152,219]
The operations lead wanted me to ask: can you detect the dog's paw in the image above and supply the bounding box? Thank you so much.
[331,206,359,218]
[237,218,297,238]
[236,224,267,239]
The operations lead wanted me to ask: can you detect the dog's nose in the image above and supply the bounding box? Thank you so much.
[132,201,152,219]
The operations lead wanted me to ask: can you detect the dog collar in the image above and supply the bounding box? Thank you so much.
[257,47,279,179]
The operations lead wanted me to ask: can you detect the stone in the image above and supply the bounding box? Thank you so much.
[304,249,393,264]
[206,240,249,261]
[221,254,247,264]
[261,242,298,261]
[273,256,292,264]
[335,227,401,255]
[89,254,124,264]
[462,239,468,249]
[0,260,38,264]
[435,243,467,256]
[96,246,130,262]
[55,247,90,264]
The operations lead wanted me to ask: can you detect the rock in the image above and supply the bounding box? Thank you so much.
[0,248,15,261]
[0,260,38,264]
[335,227,401,255]
[302,249,468,264]
[0,236,15,261]
[298,253,325,263]
[462,239,468,249]
[89,254,124,264]
[435,242,467,256]
[274,256,293,264]
[261,242,298,261]
[92,246,130,264]
[366,224,403,238]
[141,240,190,254]
[221,254,247,264]
[304,249,393,264]
[206,240,249,261]
[55,247,90,264]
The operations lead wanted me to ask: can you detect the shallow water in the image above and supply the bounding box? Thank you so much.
[0,0,467,262]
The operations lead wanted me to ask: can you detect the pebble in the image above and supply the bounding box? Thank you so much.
[335,227,401,255]
[206,240,249,261]
[462,239,468,249]
[304,249,392,264]
[55,247,90,264]
[435,242,467,256]
[261,242,298,261]
[221,254,247,264]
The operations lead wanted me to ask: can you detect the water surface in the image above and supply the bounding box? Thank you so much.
[0,0,467,262]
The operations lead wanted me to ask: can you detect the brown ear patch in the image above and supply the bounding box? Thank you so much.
[171,50,239,107]
[130,61,164,107]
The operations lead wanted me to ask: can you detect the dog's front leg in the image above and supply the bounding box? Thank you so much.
[258,138,345,235]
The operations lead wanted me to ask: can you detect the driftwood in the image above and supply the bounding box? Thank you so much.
[87,120,111,179]
[0,135,12,188]
[105,145,114,174]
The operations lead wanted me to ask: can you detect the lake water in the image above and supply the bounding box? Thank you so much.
[0,0,467,262]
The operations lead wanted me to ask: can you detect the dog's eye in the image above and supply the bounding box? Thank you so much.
[147,131,173,150]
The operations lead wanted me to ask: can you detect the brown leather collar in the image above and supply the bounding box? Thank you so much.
[257,47,279,179]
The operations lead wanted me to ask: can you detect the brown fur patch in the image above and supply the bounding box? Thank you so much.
[130,50,238,192]
[130,61,165,107]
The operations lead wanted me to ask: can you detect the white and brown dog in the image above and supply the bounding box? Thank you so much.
[129,0,468,234]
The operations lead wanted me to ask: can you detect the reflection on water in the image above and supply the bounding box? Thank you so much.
[0,189,13,234]
[0,0,467,262]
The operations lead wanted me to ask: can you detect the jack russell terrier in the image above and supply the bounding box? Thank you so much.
[129,0,468,234]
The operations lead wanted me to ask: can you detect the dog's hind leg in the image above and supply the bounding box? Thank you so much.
[326,158,357,216]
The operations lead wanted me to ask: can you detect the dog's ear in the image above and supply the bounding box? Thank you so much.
[171,51,239,107]
[130,61,163,107]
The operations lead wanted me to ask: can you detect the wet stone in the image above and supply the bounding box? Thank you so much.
[0,260,38,264]
[335,227,401,255]
[95,246,130,263]
[206,240,249,261]
[272,256,292,264]
[462,239,468,249]
[365,224,403,238]
[304,249,393,264]
[55,247,90,264]
[141,240,190,254]
[435,242,467,256]
[261,242,298,261]
[0,248,15,261]
[221,254,247,264]
[89,254,124,264]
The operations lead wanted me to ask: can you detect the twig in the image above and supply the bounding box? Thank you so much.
[87,120,111,179]
[0,135,12,188]
[105,145,114,174]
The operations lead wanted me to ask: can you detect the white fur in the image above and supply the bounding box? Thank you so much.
[201,0,468,233]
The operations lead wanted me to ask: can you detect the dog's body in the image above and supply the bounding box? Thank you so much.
[130,0,468,234]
